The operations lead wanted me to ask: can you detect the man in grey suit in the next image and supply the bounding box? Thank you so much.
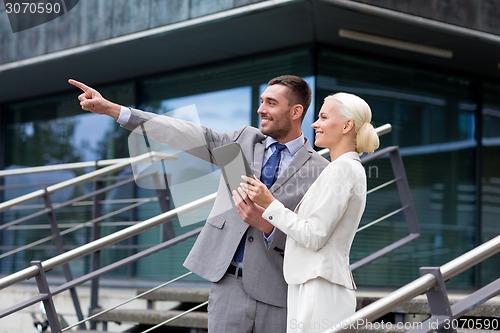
[69,75,328,333]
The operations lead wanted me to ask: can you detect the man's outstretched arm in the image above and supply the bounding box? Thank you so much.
[68,79,121,119]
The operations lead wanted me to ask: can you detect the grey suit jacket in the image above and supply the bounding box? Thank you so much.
[124,108,328,307]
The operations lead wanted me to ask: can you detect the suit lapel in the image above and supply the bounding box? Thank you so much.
[252,139,266,179]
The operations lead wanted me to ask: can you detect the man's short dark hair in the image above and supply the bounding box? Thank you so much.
[268,75,311,120]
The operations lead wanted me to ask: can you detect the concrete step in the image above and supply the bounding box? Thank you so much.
[90,288,498,332]
[346,329,496,333]
[54,331,119,333]
[90,308,208,329]
[136,287,499,318]
[137,287,209,304]
[69,331,118,333]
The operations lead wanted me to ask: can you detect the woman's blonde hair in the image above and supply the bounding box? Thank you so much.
[325,92,380,154]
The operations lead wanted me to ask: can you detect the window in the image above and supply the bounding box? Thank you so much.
[481,82,500,286]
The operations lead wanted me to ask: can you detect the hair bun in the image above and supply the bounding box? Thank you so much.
[356,122,380,154]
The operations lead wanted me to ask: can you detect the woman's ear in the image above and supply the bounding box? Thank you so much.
[343,119,355,134]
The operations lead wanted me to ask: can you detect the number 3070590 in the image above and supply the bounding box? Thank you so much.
[5,2,62,14]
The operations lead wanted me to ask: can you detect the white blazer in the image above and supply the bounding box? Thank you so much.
[262,151,366,289]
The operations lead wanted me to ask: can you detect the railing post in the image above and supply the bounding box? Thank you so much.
[389,148,420,235]
[154,172,175,241]
[419,267,456,333]
[43,190,86,330]
[31,260,63,333]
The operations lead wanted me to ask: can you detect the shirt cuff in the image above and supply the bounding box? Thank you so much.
[262,199,283,223]
[263,227,276,244]
[117,106,132,126]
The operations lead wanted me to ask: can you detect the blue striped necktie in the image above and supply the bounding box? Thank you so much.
[260,143,287,188]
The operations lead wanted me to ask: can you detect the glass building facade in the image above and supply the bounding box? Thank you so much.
[1,46,498,289]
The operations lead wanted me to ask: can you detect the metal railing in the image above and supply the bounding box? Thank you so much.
[322,235,500,333]
[0,151,176,330]
[0,123,438,333]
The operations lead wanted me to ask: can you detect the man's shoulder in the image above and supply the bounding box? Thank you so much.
[311,151,329,162]
[306,148,329,167]
[234,126,265,142]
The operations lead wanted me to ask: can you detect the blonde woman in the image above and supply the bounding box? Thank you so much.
[234,92,379,333]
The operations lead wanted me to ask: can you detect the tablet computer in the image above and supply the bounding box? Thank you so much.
[212,142,254,197]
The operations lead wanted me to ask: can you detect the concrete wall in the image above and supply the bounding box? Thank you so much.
[1,0,499,66]
[354,0,500,35]
[0,0,262,64]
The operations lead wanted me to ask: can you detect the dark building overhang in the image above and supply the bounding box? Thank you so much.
[1,0,499,103]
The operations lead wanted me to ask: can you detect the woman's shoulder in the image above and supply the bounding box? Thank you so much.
[327,152,365,177]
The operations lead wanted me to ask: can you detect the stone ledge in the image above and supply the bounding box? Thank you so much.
[137,287,209,303]
[90,309,208,329]
[356,294,500,318]
[136,287,499,318]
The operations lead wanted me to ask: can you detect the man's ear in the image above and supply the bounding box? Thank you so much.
[292,104,304,120]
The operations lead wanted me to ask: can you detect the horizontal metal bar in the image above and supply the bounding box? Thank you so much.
[0,158,130,178]
[350,233,420,271]
[450,278,500,317]
[0,293,49,318]
[366,178,398,195]
[5,182,156,212]
[356,206,406,232]
[360,145,398,164]
[440,235,500,281]
[0,152,173,212]
[0,178,147,231]
[7,221,142,230]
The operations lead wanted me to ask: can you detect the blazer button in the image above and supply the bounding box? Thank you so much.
[269,216,273,220]
[248,236,254,242]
